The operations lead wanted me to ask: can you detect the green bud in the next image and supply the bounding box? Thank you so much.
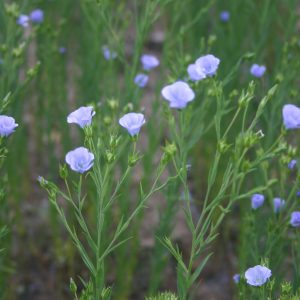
[162,142,177,163]
[275,73,284,83]
[104,116,112,126]
[0,45,7,54]
[164,142,176,157]
[69,278,77,294]
[123,102,134,113]
[241,159,251,172]
[109,134,121,149]
[290,89,298,98]
[12,42,26,59]
[128,153,141,167]
[229,89,239,99]
[59,164,68,180]
[105,150,115,163]
[5,4,20,18]
[243,52,255,60]
[208,35,217,47]
[26,61,41,79]
[218,139,230,154]
[108,99,119,110]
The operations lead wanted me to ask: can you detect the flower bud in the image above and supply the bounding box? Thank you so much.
[104,116,112,126]
[59,164,69,180]
[69,278,77,294]
[107,99,119,110]
[105,150,115,164]
[128,153,141,167]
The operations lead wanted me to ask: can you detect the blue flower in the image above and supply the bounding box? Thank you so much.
[187,54,220,81]
[141,54,159,71]
[65,147,94,173]
[297,191,300,197]
[251,194,264,209]
[187,63,206,81]
[250,64,266,78]
[30,9,44,24]
[17,15,30,28]
[102,46,117,60]
[0,115,18,137]
[290,211,300,227]
[288,159,297,170]
[59,47,67,54]
[245,265,271,286]
[134,73,149,88]
[273,198,285,213]
[220,11,230,22]
[161,81,195,109]
[233,274,240,284]
[67,106,96,128]
[282,104,300,130]
[119,113,145,136]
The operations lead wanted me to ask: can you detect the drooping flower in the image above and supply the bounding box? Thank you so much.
[251,194,264,209]
[141,54,159,71]
[220,11,230,22]
[102,46,117,60]
[288,159,297,170]
[119,113,145,136]
[273,198,285,213]
[30,9,44,24]
[290,211,300,227]
[134,73,149,88]
[65,147,94,173]
[282,104,300,130]
[250,64,266,78]
[17,15,30,27]
[233,274,240,284]
[161,81,195,109]
[0,115,18,137]
[67,106,96,128]
[245,265,271,286]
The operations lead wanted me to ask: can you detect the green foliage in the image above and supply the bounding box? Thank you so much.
[146,292,178,300]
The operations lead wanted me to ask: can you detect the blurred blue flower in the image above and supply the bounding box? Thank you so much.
[65,147,94,173]
[67,106,96,128]
[297,191,300,197]
[141,54,159,71]
[250,64,266,78]
[282,104,300,130]
[196,54,220,77]
[290,211,300,227]
[17,15,30,28]
[233,274,240,284]
[245,265,271,286]
[30,9,44,24]
[273,198,285,213]
[187,63,206,81]
[134,73,149,88]
[251,194,264,209]
[102,46,117,60]
[220,11,230,22]
[0,115,18,137]
[59,47,67,54]
[288,159,297,170]
[161,81,195,109]
[119,112,145,136]
[188,54,220,81]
